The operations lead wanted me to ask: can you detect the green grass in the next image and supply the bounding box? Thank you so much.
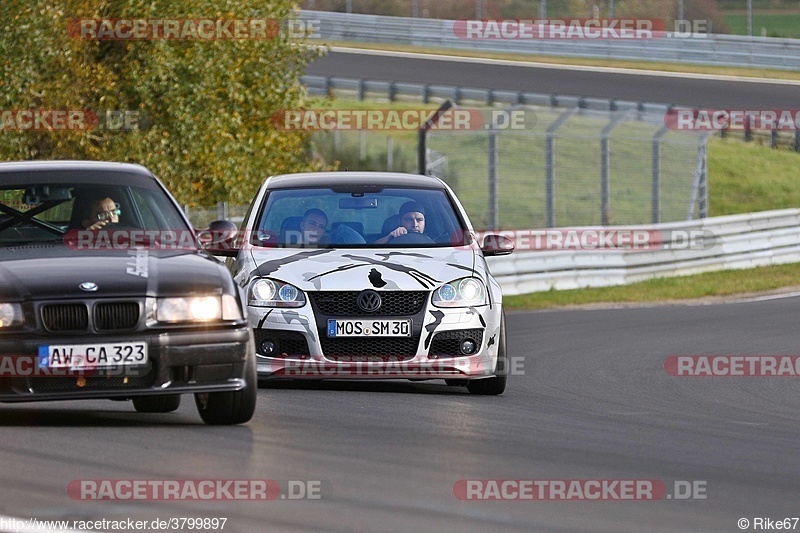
[504,263,800,310]
[723,13,800,38]
[709,137,800,215]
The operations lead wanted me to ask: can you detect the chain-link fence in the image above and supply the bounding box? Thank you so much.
[186,106,708,231]
[425,106,709,229]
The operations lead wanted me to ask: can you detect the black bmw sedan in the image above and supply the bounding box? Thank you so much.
[0,161,256,425]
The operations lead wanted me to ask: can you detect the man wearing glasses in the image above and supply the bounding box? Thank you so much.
[82,196,121,230]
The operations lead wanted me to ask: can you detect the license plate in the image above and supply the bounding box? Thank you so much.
[327,319,411,338]
[38,342,148,369]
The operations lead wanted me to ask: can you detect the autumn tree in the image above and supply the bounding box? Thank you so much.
[0,0,324,205]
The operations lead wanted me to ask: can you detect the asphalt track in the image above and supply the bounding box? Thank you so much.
[306,48,800,109]
[2,296,800,531]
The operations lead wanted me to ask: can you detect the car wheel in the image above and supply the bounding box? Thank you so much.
[467,312,508,396]
[445,379,468,386]
[132,394,181,413]
[194,353,257,425]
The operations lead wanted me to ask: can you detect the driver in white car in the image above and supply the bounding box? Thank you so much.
[374,201,426,244]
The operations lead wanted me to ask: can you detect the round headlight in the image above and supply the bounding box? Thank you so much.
[190,296,221,320]
[252,279,277,301]
[438,284,457,302]
[459,279,482,301]
[279,284,298,302]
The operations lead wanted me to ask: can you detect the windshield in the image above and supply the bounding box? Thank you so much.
[0,181,191,246]
[252,187,467,248]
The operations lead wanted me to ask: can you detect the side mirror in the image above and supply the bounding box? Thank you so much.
[198,220,239,257]
[481,234,515,257]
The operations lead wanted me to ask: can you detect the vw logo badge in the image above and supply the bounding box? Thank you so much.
[79,282,98,292]
[356,290,382,313]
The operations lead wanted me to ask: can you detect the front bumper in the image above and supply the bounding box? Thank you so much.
[249,303,503,380]
[0,326,252,402]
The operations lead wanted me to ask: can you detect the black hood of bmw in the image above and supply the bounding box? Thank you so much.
[0,244,225,301]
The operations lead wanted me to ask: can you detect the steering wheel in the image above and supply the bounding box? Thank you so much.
[391,232,435,245]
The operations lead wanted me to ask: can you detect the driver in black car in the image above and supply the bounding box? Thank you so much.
[375,201,426,244]
[81,195,120,230]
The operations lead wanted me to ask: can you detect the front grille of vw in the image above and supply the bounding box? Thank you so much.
[41,304,89,332]
[94,302,140,331]
[320,336,419,360]
[310,291,427,316]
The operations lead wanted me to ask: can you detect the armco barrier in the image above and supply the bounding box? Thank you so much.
[300,10,800,71]
[486,208,800,295]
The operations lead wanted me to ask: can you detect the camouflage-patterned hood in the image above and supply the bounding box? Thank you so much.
[249,247,479,291]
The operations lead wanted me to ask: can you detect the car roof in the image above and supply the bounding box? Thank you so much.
[266,172,446,190]
[0,160,154,177]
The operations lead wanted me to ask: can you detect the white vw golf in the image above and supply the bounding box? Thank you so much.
[225,172,514,394]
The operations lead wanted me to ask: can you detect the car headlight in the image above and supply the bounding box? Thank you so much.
[248,278,306,308]
[432,278,487,308]
[146,295,241,324]
[0,303,23,328]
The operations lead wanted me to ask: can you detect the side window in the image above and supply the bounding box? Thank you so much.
[130,189,159,229]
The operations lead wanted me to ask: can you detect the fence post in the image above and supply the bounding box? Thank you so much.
[488,129,499,230]
[217,201,228,221]
[357,79,366,101]
[699,136,709,218]
[687,137,710,220]
[600,112,629,226]
[360,131,367,161]
[418,100,453,176]
[323,76,332,98]
[418,129,427,175]
[545,107,578,228]
[651,126,669,224]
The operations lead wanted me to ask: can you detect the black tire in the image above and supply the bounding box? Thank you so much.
[445,379,468,386]
[467,312,508,396]
[132,394,181,413]
[195,353,257,425]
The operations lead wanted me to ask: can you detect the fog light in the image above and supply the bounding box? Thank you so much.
[459,338,478,355]
[260,340,277,356]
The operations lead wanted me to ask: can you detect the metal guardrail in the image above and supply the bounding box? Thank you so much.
[487,208,800,295]
[300,10,800,71]
[301,75,677,116]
